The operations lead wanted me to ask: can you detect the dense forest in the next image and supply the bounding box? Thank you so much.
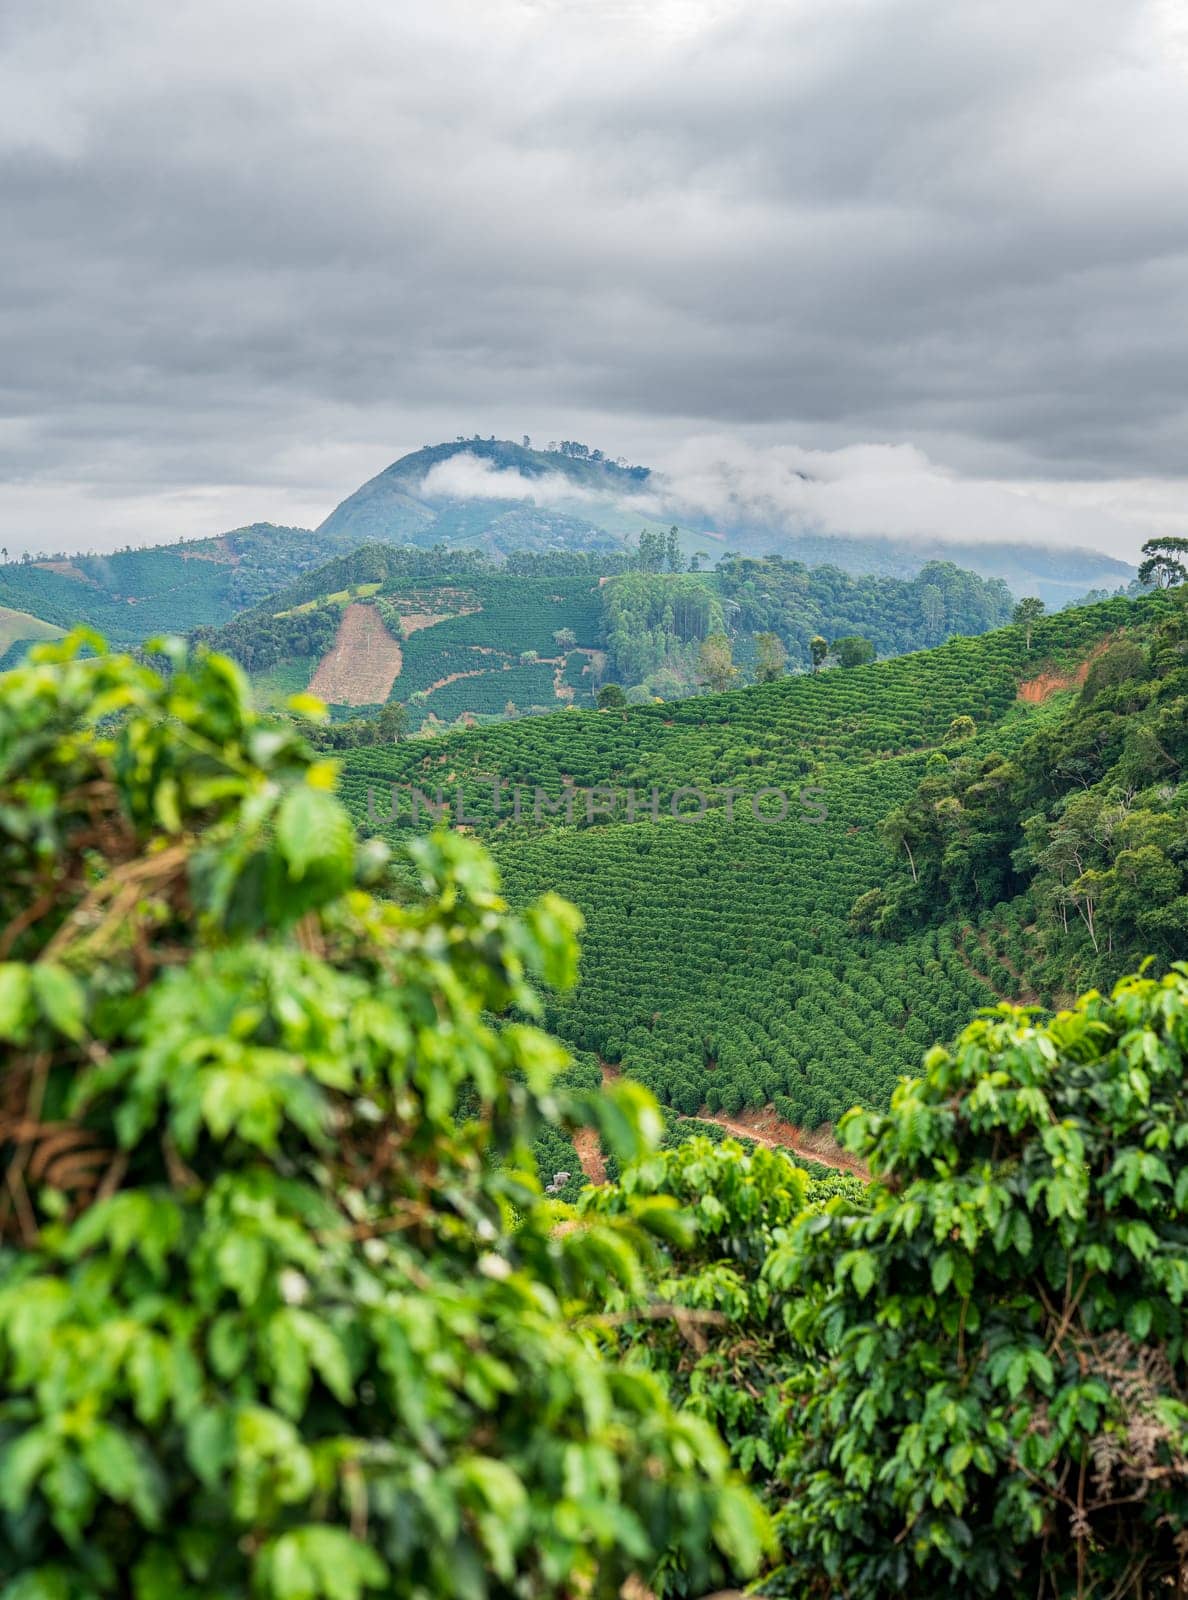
[603,571,726,687]
[860,601,1188,993]
[716,554,1014,665]
[1,628,1184,1598]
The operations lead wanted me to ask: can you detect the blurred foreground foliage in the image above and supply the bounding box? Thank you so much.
[0,634,765,1599]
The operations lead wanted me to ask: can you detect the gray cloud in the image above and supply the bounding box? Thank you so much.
[1,0,1187,555]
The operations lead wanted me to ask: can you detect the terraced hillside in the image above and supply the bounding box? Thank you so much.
[226,573,607,723]
[340,591,1178,1129]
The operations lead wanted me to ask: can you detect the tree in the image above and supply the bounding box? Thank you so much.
[772,968,1188,1599]
[376,700,406,742]
[920,582,946,643]
[754,632,787,683]
[879,804,922,883]
[553,627,577,650]
[635,529,666,573]
[665,525,681,573]
[597,682,627,708]
[0,636,764,1599]
[1012,595,1045,650]
[1137,536,1188,589]
[698,633,738,694]
[809,635,829,673]
[946,714,976,741]
[834,635,875,668]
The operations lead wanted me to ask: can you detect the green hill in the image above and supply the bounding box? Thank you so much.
[338,588,1185,1131]
[0,605,65,667]
[0,524,326,652]
[317,436,648,555]
[196,544,1015,729]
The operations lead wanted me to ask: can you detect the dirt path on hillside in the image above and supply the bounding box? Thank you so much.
[575,1062,866,1182]
[400,610,466,636]
[571,1127,607,1184]
[691,1108,868,1178]
[309,603,403,705]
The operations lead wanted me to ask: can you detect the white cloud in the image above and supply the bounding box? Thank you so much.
[641,439,1172,559]
[2,0,1187,554]
[417,454,600,506]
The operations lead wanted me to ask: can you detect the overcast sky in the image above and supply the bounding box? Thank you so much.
[2,0,1186,557]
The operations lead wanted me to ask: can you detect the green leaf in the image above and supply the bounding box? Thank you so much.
[931,1252,954,1294]
[256,1527,387,1600]
[277,787,354,882]
[0,962,33,1042]
[30,963,86,1041]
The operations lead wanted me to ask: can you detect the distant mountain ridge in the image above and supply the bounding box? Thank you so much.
[316,437,1136,606]
[0,436,1138,659]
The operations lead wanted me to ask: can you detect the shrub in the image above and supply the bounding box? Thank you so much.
[771,970,1188,1598]
[0,636,764,1600]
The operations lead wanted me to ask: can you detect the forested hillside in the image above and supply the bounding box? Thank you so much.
[341,590,1181,1128]
[196,544,1015,726]
[717,554,1013,667]
[862,601,1188,997]
[0,524,323,657]
[313,436,1137,603]
[0,438,1135,666]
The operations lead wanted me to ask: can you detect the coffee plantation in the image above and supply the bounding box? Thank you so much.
[2,581,1185,1599]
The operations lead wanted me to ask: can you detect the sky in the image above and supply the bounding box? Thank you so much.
[1,0,1186,558]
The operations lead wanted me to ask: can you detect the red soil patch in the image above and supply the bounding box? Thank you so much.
[589,1062,864,1182]
[1017,638,1114,704]
[571,1127,607,1185]
[694,1106,868,1178]
[309,603,403,706]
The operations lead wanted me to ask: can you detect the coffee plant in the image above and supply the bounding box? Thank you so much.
[0,635,765,1599]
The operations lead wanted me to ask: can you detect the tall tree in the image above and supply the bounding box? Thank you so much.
[376,700,407,742]
[665,525,681,572]
[809,634,829,672]
[699,633,739,693]
[1012,595,1045,650]
[1138,536,1188,589]
[754,632,787,683]
[920,582,946,643]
